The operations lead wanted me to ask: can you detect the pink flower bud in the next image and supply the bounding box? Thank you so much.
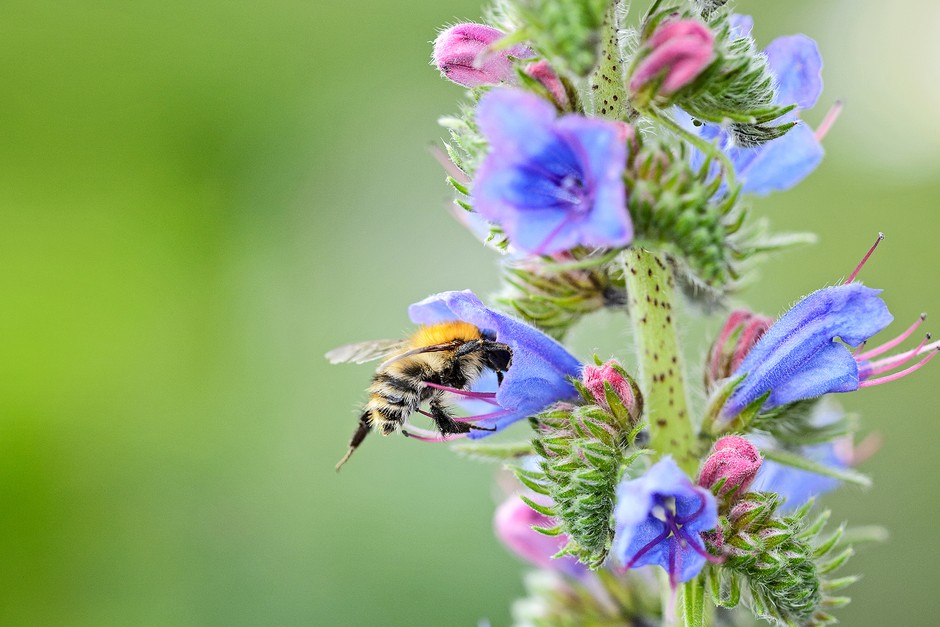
[705,309,773,390]
[698,436,762,500]
[433,23,533,88]
[629,18,715,98]
[582,359,640,420]
[494,495,587,578]
[523,60,569,109]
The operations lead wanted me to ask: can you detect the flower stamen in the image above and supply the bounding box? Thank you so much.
[814,99,843,142]
[845,232,884,284]
[422,381,501,405]
[859,346,940,388]
[855,313,927,361]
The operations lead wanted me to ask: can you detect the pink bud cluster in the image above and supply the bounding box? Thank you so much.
[698,436,762,501]
[582,359,641,420]
[630,18,715,98]
[433,23,533,88]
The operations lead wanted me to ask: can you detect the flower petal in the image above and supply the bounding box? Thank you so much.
[734,122,824,195]
[765,34,823,110]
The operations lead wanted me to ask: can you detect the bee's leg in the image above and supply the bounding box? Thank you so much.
[496,370,504,387]
[335,412,372,472]
[427,396,497,434]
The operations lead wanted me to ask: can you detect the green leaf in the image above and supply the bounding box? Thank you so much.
[760,448,872,488]
[451,440,534,462]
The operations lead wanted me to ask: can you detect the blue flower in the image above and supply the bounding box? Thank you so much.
[750,443,843,512]
[723,283,893,418]
[684,17,825,195]
[408,290,582,437]
[612,457,718,586]
[472,88,631,254]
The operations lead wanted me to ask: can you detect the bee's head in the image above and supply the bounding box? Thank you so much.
[483,342,513,373]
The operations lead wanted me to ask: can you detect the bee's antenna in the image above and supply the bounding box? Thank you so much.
[335,413,371,472]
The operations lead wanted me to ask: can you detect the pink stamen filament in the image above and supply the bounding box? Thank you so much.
[814,100,843,142]
[846,232,884,284]
[452,408,514,423]
[422,381,501,405]
[861,335,935,377]
[620,527,671,573]
[853,341,867,357]
[855,314,926,361]
[533,212,578,257]
[401,426,469,442]
[859,347,940,388]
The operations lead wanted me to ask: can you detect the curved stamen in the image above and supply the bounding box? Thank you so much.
[452,408,514,423]
[675,490,706,525]
[814,99,843,142]
[675,526,723,564]
[855,313,926,361]
[846,232,884,284]
[422,381,501,405]
[861,334,934,377]
[401,426,470,442]
[859,347,940,388]
[620,526,672,573]
[533,212,579,256]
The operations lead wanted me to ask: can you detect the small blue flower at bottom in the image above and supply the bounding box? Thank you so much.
[472,88,632,255]
[612,457,718,586]
[408,290,582,437]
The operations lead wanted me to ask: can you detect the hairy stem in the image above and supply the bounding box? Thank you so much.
[622,248,698,475]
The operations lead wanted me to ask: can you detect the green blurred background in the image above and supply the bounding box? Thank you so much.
[1,1,938,624]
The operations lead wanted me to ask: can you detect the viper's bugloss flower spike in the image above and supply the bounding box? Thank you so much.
[472,88,632,255]
[433,23,533,88]
[684,18,825,195]
[409,290,582,437]
[698,436,762,501]
[612,457,719,587]
[705,310,774,391]
[630,18,715,103]
[582,359,640,420]
[494,494,588,578]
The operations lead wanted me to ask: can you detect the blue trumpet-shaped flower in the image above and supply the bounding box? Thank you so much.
[409,290,581,437]
[684,16,825,195]
[723,283,893,417]
[472,88,632,254]
[612,457,718,586]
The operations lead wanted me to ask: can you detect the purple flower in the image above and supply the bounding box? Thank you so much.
[684,17,825,195]
[612,457,718,586]
[723,283,893,417]
[409,290,581,437]
[750,443,843,512]
[494,494,588,578]
[432,23,533,88]
[472,89,632,255]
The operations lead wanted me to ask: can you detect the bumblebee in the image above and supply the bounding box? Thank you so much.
[326,321,513,470]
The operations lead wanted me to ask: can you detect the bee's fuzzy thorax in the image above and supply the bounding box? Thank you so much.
[408,321,482,348]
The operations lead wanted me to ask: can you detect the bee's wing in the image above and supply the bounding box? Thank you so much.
[325,339,406,365]
[377,340,463,370]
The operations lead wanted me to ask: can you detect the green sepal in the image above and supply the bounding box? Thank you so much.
[519,494,558,518]
[760,447,872,489]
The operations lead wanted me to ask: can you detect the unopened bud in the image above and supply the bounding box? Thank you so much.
[494,495,587,578]
[523,60,569,109]
[629,18,715,103]
[582,359,641,422]
[705,309,773,390]
[698,436,762,501]
[432,23,533,88]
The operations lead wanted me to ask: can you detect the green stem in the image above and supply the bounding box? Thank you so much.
[622,248,698,475]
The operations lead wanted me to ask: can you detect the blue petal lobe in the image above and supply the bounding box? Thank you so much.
[765,34,823,110]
